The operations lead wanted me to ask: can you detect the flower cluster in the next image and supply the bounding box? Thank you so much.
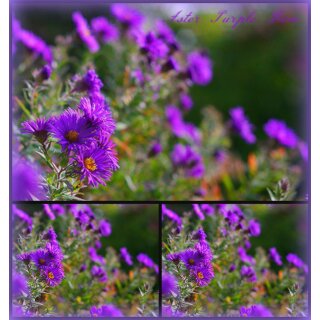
[162,204,308,317]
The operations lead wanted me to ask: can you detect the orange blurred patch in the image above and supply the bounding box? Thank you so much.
[129,270,134,281]
[278,270,283,281]
[248,153,257,174]
[63,263,71,273]
[270,147,286,160]
[113,137,132,157]
[211,184,222,200]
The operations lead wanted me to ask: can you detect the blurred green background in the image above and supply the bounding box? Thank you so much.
[15,204,159,263]
[165,203,308,268]
[13,2,309,156]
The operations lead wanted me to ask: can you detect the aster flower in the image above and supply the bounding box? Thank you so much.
[43,227,57,242]
[99,219,112,237]
[187,51,213,85]
[161,57,180,73]
[240,265,257,282]
[91,17,118,43]
[191,263,214,287]
[137,253,155,269]
[51,204,65,216]
[240,305,273,317]
[41,265,64,287]
[238,247,255,265]
[180,248,203,270]
[74,69,103,95]
[72,12,99,53]
[192,204,205,220]
[269,247,282,266]
[90,304,123,317]
[17,252,32,264]
[162,272,178,296]
[171,144,205,179]
[88,247,105,265]
[139,31,169,61]
[148,141,162,157]
[229,107,256,144]
[12,271,29,298]
[156,20,178,49]
[264,119,298,148]
[31,249,50,269]
[21,117,52,144]
[162,204,182,226]
[43,204,55,220]
[193,228,207,241]
[194,241,213,261]
[50,108,96,151]
[120,247,133,266]
[75,143,117,187]
[38,64,52,81]
[91,266,108,282]
[166,252,181,263]
[45,241,64,262]
[200,204,214,216]
[180,93,193,111]
[110,4,144,30]
[286,253,307,271]
[247,219,261,237]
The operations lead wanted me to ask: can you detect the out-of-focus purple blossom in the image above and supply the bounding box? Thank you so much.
[17,252,32,264]
[35,64,52,82]
[21,117,52,143]
[12,156,44,201]
[238,247,255,265]
[269,247,282,266]
[200,204,214,216]
[229,107,256,144]
[194,187,207,197]
[162,272,178,296]
[162,204,182,226]
[13,271,29,297]
[286,253,307,272]
[90,304,123,317]
[229,264,236,272]
[166,105,201,144]
[12,205,33,230]
[120,247,133,266]
[244,240,251,250]
[137,253,155,269]
[240,305,273,317]
[156,20,179,50]
[91,17,118,43]
[148,141,162,157]
[161,57,180,72]
[95,240,102,250]
[72,12,99,53]
[132,69,145,85]
[43,204,55,220]
[193,228,207,241]
[214,149,227,162]
[99,219,112,237]
[110,4,144,30]
[88,247,105,265]
[171,144,205,179]
[43,227,57,242]
[187,51,213,85]
[180,93,193,111]
[75,70,103,95]
[240,265,257,282]
[264,119,298,148]
[51,204,65,216]
[166,252,181,263]
[138,31,169,61]
[162,305,185,317]
[80,264,87,272]
[192,204,205,220]
[91,266,108,282]
[248,219,261,237]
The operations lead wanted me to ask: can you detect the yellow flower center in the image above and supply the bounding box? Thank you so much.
[39,258,45,265]
[197,271,204,279]
[188,259,195,265]
[48,272,55,279]
[84,157,97,171]
[65,130,79,142]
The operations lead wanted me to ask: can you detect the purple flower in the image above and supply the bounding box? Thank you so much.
[120,247,133,266]
[43,204,55,220]
[161,57,180,73]
[51,204,65,216]
[139,32,169,61]
[50,108,96,151]
[191,263,214,287]
[95,240,102,249]
[31,249,50,269]
[180,93,193,111]
[192,204,205,220]
[12,205,32,229]
[91,17,118,43]
[16,27,52,63]
[269,247,282,266]
[90,304,123,317]
[41,265,64,287]
[162,272,178,296]
[264,119,298,148]
[99,219,112,237]
[17,252,32,264]
[137,253,155,269]
[180,248,203,270]
[75,143,118,187]
[162,305,185,317]
[240,305,273,317]
[229,107,256,144]
[13,271,29,298]
[156,20,178,48]
[38,64,52,81]
[166,105,201,144]
[240,265,257,282]
[88,247,105,265]
[12,157,43,201]
[162,204,182,226]
[148,141,162,157]
[75,70,103,94]
[43,227,57,242]
[171,144,204,179]
[193,228,207,241]
[229,264,236,272]
[194,241,213,261]
[200,204,214,216]
[187,51,213,85]
[45,241,64,262]
[248,219,261,237]
[110,4,144,30]
[72,12,99,53]
[286,253,306,271]
[91,266,108,282]
[166,252,181,263]
[238,247,255,265]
